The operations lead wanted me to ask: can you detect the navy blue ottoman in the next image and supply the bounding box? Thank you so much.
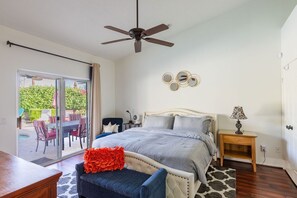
[76,162,167,198]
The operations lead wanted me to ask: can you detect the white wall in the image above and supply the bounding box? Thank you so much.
[0,25,115,155]
[115,0,297,166]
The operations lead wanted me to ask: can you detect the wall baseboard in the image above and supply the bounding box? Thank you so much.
[286,169,297,186]
[260,157,286,168]
[222,156,286,168]
[283,160,297,186]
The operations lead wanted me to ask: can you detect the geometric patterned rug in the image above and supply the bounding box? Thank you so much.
[57,165,236,198]
[196,166,236,198]
[57,171,78,198]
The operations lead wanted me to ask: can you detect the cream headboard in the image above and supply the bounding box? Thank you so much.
[143,108,218,145]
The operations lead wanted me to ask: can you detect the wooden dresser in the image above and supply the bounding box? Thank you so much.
[0,151,62,198]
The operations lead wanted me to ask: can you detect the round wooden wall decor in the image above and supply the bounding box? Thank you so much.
[162,73,173,84]
[176,71,190,86]
[188,75,200,87]
[163,71,200,91]
[170,82,179,91]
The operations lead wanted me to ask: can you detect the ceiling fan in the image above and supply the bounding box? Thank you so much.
[101,0,174,53]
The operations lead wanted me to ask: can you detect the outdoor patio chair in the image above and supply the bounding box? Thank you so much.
[69,117,86,149]
[69,113,81,121]
[49,116,67,123]
[49,116,56,123]
[69,113,82,141]
[33,120,56,154]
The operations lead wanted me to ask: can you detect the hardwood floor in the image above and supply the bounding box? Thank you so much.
[218,160,297,198]
[48,153,297,198]
[47,153,84,174]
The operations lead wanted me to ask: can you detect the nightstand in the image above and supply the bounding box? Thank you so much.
[219,130,257,172]
[123,123,142,130]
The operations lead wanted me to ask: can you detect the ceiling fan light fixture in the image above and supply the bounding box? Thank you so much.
[101,0,174,53]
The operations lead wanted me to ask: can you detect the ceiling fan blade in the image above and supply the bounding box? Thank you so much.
[134,40,141,53]
[142,24,169,36]
[104,26,130,35]
[101,38,132,45]
[144,38,174,47]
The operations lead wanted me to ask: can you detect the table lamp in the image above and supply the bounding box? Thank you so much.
[126,110,133,124]
[230,106,247,134]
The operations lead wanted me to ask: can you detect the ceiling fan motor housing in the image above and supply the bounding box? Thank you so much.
[129,28,144,40]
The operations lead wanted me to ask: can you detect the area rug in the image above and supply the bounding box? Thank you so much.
[31,157,53,165]
[196,166,236,198]
[57,165,236,198]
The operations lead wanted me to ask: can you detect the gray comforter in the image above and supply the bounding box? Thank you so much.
[92,128,216,184]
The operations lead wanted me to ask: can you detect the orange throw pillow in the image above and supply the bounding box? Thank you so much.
[84,147,125,173]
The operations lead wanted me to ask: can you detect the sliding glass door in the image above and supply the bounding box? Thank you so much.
[17,72,89,165]
[61,79,89,157]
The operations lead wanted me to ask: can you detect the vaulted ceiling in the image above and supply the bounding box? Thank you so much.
[0,0,251,60]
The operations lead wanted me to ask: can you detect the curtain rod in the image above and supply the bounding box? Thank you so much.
[6,40,92,66]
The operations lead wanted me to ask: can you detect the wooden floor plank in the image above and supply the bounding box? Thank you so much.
[48,154,297,197]
[220,160,297,198]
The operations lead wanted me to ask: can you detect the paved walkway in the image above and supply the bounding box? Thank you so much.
[18,122,87,165]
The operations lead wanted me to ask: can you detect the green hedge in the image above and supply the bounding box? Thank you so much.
[20,86,55,113]
[65,87,87,113]
[20,86,86,121]
[29,109,56,121]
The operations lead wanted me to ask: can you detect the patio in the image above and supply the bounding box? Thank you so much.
[18,121,86,166]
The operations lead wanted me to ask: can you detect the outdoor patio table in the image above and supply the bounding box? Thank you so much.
[47,120,79,150]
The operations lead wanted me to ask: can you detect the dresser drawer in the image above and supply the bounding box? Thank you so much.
[223,135,253,145]
[19,186,50,198]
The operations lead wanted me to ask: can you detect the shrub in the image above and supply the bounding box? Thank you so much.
[28,109,56,121]
[65,87,87,113]
[20,86,55,113]
[20,86,86,120]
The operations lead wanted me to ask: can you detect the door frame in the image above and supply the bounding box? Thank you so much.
[17,69,90,163]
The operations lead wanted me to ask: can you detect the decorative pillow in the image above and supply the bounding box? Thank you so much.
[84,147,125,173]
[142,115,175,129]
[173,116,212,134]
[103,122,119,133]
[113,124,119,132]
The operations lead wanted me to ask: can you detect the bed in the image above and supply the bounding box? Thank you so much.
[92,108,218,198]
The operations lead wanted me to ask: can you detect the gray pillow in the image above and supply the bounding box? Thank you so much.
[173,116,212,134]
[142,115,175,129]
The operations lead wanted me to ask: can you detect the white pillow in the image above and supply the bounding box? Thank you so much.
[113,124,119,132]
[103,122,119,133]
[142,115,174,129]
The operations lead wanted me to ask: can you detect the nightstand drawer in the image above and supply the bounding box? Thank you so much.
[223,135,252,145]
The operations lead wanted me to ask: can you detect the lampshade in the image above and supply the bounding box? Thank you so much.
[230,106,247,120]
